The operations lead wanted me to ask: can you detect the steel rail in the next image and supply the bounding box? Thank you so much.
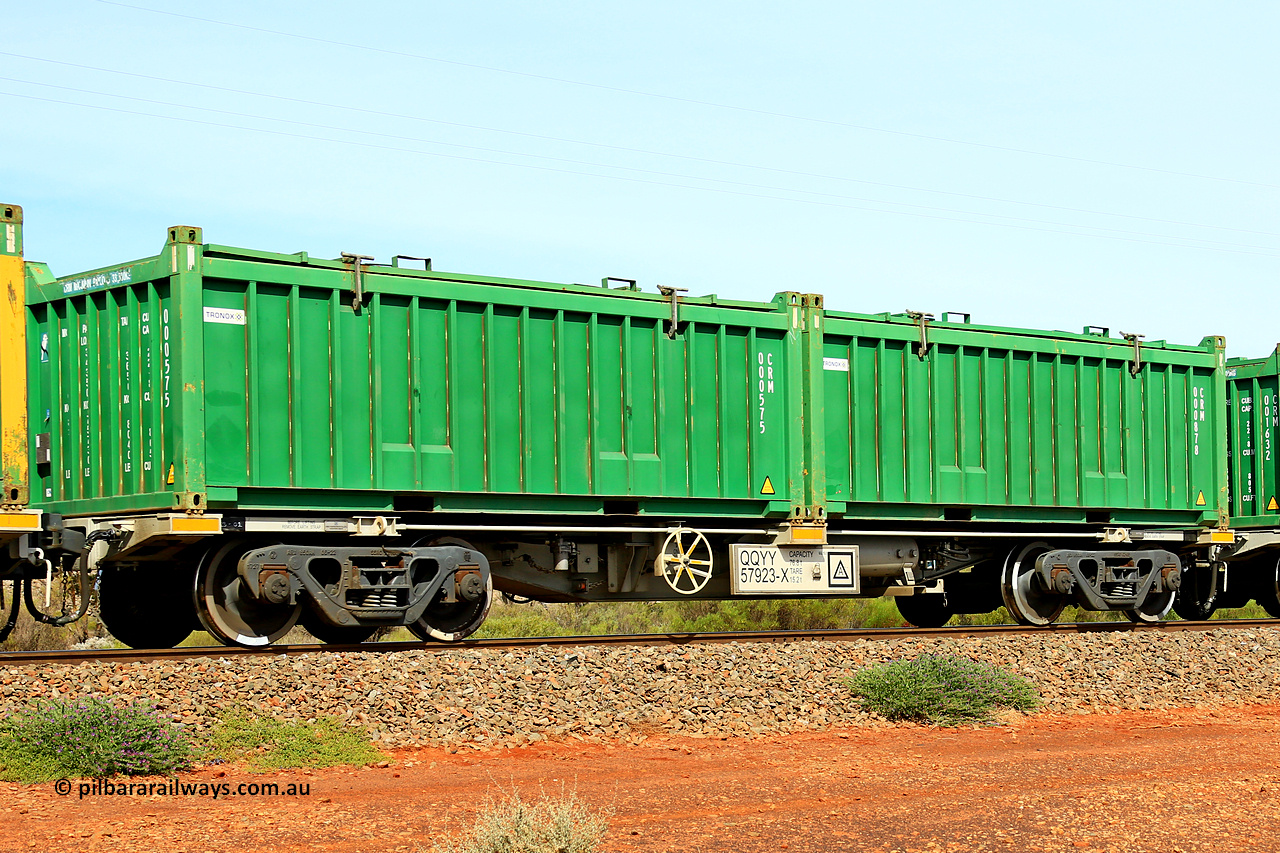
[0,619,1275,668]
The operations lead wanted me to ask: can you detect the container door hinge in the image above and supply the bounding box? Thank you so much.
[906,310,934,359]
[658,285,688,339]
[1121,332,1144,376]
[341,252,374,312]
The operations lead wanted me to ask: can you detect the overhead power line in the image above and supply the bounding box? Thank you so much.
[97,0,1279,191]
[5,88,1279,260]
[6,75,1279,252]
[4,51,1276,242]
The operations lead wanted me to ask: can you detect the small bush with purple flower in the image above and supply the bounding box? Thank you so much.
[0,697,193,783]
[849,654,1040,726]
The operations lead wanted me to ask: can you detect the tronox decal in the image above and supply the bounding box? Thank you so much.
[203,307,246,325]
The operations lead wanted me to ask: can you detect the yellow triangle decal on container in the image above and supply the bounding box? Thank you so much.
[1195,490,1206,507]
[167,464,175,485]
[1269,496,1279,511]
[760,476,775,496]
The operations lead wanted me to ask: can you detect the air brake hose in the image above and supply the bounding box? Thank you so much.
[23,529,124,627]
[0,579,21,643]
[24,556,92,626]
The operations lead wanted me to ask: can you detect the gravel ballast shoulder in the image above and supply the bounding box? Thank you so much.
[2,628,1278,749]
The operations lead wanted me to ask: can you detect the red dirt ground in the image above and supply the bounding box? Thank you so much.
[4,705,1280,852]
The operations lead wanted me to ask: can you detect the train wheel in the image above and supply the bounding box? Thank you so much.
[895,593,952,628]
[99,564,197,649]
[408,571,493,642]
[1000,542,1066,626]
[194,540,301,647]
[1255,556,1280,618]
[1173,562,1218,621]
[300,604,376,645]
[1124,587,1175,623]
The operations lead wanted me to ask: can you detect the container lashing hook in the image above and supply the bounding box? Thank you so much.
[906,310,934,359]
[342,252,375,312]
[1121,332,1144,376]
[658,285,688,340]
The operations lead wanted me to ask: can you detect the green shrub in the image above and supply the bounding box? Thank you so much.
[437,787,609,853]
[0,697,193,782]
[428,596,1280,641]
[474,611,569,639]
[849,654,1040,726]
[207,710,385,770]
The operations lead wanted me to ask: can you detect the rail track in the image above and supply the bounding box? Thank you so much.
[1,618,1275,668]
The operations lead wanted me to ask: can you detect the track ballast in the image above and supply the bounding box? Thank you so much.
[1,618,1274,668]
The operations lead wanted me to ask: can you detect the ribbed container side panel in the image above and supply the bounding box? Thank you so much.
[29,280,176,506]
[1227,352,1280,525]
[196,268,796,508]
[822,316,1225,520]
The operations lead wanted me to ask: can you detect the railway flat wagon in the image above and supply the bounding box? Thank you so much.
[1,205,822,647]
[0,204,1237,646]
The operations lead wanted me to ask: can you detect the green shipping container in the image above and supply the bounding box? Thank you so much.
[1226,348,1280,527]
[22,227,810,520]
[15,221,1229,530]
[819,307,1228,527]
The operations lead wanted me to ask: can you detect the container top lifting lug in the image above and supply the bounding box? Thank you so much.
[391,254,432,270]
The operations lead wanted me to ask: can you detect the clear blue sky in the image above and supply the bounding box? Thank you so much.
[4,0,1277,357]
